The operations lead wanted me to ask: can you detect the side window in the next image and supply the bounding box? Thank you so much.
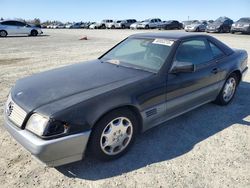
[1,21,16,26]
[175,39,213,65]
[224,20,229,25]
[15,21,26,27]
[209,42,225,58]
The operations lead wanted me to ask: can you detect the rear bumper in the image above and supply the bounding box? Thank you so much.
[4,114,91,167]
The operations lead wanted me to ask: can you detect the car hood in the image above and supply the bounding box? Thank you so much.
[11,59,152,112]
[235,22,250,25]
[208,22,222,27]
[140,21,150,25]
[189,23,200,27]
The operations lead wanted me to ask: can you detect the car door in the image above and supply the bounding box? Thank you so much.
[15,21,30,34]
[207,39,229,82]
[165,38,221,118]
[1,21,18,34]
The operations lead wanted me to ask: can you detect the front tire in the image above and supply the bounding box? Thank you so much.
[214,73,239,105]
[88,108,139,161]
[30,30,38,36]
[0,30,7,37]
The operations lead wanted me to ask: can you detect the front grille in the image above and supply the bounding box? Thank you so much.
[5,95,27,127]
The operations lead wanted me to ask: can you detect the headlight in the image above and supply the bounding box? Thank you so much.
[244,24,250,27]
[216,25,221,28]
[26,113,49,136]
[232,23,236,27]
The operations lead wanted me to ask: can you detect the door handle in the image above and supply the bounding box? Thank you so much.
[211,68,219,74]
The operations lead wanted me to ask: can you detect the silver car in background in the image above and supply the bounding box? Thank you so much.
[130,21,141,29]
[137,18,162,29]
[114,19,137,29]
[0,20,43,37]
[185,21,207,32]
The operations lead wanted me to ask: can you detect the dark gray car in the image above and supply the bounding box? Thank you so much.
[4,33,248,166]
[231,17,250,34]
[206,17,233,33]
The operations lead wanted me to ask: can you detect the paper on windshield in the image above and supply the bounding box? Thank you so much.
[152,39,174,46]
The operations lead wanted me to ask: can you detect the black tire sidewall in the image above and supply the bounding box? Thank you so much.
[31,30,38,36]
[215,73,239,105]
[88,108,139,161]
[0,30,7,37]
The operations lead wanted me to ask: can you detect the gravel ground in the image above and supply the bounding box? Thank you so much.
[0,29,249,188]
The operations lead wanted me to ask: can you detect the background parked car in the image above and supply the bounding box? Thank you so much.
[82,22,95,29]
[185,20,207,32]
[69,22,82,29]
[53,23,65,29]
[114,19,137,29]
[158,20,182,30]
[181,20,198,29]
[106,20,119,29]
[0,20,43,37]
[137,18,162,29]
[89,22,101,29]
[231,17,250,34]
[206,17,233,33]
[130,21,141,29]
[100,20,113,29]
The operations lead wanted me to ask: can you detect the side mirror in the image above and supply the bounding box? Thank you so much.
[171,61,196,73]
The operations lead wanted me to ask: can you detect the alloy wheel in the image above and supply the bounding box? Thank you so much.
[100,117,133,155]
[223,77,236,102]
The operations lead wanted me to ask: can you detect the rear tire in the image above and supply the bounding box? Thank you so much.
[214,73,239,105]
[0,30,7,37]
[30,30,38,36]
[88,108,138,161]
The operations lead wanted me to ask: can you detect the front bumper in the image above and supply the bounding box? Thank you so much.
[206,28,220,33]
[4,114,91,167]
[137,25,147,29]
[185,28,197,32]
[231,27,250,33]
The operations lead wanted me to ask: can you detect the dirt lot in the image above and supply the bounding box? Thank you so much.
[0,29,249,188]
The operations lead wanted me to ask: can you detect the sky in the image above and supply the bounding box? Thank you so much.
[1,0,249,22]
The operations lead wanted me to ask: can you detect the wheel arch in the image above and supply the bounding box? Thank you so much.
[228,69,242,85]
[91,105,143,133]
[0,29,8,36]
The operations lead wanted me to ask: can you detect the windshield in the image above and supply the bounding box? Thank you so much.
[183,21,192,25]
[238,18,250,23]
[101,38,174,72]
[215,17,228,23]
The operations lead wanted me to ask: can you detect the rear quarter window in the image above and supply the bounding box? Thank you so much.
[209,42,225,58]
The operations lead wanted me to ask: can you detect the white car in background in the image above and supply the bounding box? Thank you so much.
[130,21,141,29]
[53,24,65,29]
[89,22,101,29]
[0,20,43,37]
[137,18,162,29]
